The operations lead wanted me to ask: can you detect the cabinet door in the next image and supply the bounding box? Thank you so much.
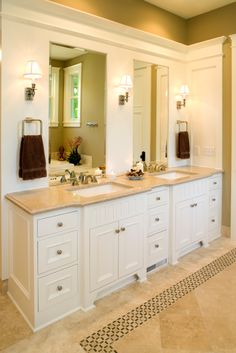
[175,199,193,250]
[193,195,207,242]
[90,222,118,291]
[119,215,143,278]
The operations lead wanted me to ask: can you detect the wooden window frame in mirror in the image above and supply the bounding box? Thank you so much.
[63,63,82,127]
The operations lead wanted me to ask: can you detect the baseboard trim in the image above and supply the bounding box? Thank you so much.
[222,225,230,238]
[0,279,8,294]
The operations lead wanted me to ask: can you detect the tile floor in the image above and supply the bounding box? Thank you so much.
[0,236,236,353]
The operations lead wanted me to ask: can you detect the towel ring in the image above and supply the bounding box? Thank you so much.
[22,117,43,136]
[177,120,188,132]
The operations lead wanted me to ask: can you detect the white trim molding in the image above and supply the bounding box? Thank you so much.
[230,34,236,240]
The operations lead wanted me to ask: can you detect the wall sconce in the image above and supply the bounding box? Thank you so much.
[176,84,189,110]
[118,74,133,105]
[23,60,42,100]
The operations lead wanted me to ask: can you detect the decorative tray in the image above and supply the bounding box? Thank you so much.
[128,175,144,180]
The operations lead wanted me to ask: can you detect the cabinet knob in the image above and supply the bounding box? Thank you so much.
[115,229,120,234]
[190,204,195,207]
[194,203,198,207]
[155,244,159,248]
[156,197,161,201]
[120,227,126,232]
[57,285,63,291]
[155,217,160,222]
[57,249,62,255]
[57,222,63,227]
[211,219,215,223]
[212,198,216,201]
[213,181,217,185]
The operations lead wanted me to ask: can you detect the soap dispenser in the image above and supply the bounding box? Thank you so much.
[136,160,144,172]
[140,151,147,172]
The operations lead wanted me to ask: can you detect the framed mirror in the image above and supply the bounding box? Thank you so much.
[49,43,106,177]
[133,60,169,165]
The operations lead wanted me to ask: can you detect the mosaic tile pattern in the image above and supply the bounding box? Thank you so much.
[80,248,236,353]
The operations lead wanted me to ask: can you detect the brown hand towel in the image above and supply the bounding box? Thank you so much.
[19,135,47,180]
[177,131,190,159]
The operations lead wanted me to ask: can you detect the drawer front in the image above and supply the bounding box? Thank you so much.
[209,175,222,190]
[38,265,78,311]
[148,188,168,209]
[37,211,78,237]
[209,189,221,209]
[147,231,168,267]
[208,208,220,232]
[38,231,78,274]
[148,205,168,235]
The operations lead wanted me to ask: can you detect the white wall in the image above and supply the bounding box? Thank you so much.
[0,0,223,279]
[187,39,224,169]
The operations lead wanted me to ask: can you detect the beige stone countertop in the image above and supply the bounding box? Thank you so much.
[6,166,222,215]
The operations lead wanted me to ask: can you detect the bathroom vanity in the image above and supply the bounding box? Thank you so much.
[6,167,222,331]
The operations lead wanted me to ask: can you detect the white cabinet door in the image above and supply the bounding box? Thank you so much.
[176,199,193,250]
[119,215,143,278]
[193,195,207,242]
[90,222,118,291]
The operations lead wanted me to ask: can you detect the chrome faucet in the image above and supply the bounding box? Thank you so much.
[65,169,79,185]
[79,173,97,184]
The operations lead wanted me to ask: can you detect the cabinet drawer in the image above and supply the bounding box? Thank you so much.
[209,175,222,190]
[209,189,221,208]
[38,265,78,311]
[38,231,78,274]
[148,205,168,235]
[37,211,78,237]
[148,188,168,209]
[147,231,168,267]
[208,209,220,232]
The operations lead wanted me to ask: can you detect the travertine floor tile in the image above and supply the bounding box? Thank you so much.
[1,237,236,353]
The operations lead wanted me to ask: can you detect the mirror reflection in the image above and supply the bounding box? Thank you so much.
[133,60,168,166]
[49,43,106,177]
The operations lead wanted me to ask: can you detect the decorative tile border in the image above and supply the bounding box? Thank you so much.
[80,248,236,353]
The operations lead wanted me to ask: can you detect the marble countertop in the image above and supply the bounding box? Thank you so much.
[6,166,222,215]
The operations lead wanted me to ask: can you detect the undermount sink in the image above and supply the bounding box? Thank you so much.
[155,171,196,180]
[67,182,132,197]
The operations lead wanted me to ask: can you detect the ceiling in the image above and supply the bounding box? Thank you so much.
[50,43,87,60]
[144,0,235,18]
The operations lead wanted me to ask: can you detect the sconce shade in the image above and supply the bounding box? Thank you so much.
[179,84,189,98]
[119,74,133,89]
[23,60,42,80]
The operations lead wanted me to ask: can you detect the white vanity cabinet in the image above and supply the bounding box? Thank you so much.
[170,178,209,264]
[80,192,147,310]
[208,173,222,241]
[146,187,169,270]
[7,203,80,331]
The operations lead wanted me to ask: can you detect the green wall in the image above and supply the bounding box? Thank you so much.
[50,0,187,44]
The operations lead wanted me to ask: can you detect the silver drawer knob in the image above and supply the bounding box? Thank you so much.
[57,249,62,255]
[190,204,195,207]
[156,197,161,201]
[57,222,63,227]
[57,285,63,291]
[115,229,120,234]
[211,219,215,223]
[155,244,159,248]
[213,181,217,185]
[212,198,216,201]
[155,217,160,222]
[120,227,126,232]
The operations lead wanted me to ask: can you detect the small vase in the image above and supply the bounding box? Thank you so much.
[68,148,81,166]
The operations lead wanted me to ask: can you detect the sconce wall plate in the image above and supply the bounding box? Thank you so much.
[25,83,36,101]
[176,85,189,110]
